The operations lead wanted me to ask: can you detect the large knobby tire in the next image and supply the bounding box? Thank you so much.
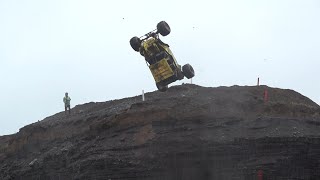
[156,83,168,92]
[182,64,195,79]
[130,36,141,52]
[157,21,171,36]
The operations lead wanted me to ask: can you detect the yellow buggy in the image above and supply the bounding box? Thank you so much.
[130,21,195,92]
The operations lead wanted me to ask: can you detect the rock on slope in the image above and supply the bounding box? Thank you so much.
[1,84,320,180]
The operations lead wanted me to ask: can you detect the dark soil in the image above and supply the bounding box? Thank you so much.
[1,84,320,180]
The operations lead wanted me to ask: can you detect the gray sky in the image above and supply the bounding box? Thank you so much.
[0,0,319,135]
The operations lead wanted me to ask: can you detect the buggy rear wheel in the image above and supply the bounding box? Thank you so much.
[130,36,141,52]
[157,21,171,36]
[156,83,168,92]
[182,64,195,79]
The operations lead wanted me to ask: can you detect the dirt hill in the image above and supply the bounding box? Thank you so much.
[1,84,320,180]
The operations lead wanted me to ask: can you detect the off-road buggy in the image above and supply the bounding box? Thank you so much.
[130,21,195,92]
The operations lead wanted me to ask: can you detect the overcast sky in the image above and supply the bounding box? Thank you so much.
[0,0,319,135]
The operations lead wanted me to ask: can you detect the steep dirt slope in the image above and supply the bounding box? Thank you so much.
[1,84,320,180]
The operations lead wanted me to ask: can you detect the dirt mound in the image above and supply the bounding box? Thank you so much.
[1,84,320,180]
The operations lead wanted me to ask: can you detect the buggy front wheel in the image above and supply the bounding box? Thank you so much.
[157,21,171,36]
[130,36,141,52]
[182,64,195,79]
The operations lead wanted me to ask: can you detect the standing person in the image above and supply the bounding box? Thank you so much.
[63,92,71,114]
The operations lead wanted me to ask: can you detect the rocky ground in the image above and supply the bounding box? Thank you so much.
[1,84,320,180]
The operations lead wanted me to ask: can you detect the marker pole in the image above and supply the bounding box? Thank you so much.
[142,90,145,101]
